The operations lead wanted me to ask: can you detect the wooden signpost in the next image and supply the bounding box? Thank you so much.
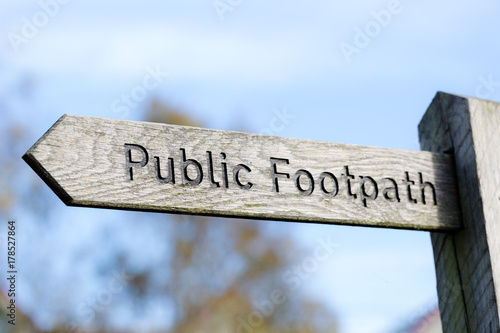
[23,114,461,231]
[23,92,500,332]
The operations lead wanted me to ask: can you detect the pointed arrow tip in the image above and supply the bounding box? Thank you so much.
[22,115,75,206]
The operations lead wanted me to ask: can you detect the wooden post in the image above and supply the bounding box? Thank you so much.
[419,92,500,332]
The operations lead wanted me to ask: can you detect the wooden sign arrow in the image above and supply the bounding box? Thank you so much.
[23,114,462,231]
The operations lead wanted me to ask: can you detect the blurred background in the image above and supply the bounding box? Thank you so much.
[1,0,499,332]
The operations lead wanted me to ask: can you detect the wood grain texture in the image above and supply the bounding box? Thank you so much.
[419,92,500,332]
[23,114,462,230]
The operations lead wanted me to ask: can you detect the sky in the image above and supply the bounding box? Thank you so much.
[2,0,500,332]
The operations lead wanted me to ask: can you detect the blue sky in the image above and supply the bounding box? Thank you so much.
[2,0,500,332]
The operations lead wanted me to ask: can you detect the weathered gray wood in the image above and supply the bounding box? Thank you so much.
[24,114,461,230]
[419,92,500,332]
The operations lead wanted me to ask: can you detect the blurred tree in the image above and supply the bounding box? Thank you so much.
[87,99,340,333]
[2,93,339,332]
